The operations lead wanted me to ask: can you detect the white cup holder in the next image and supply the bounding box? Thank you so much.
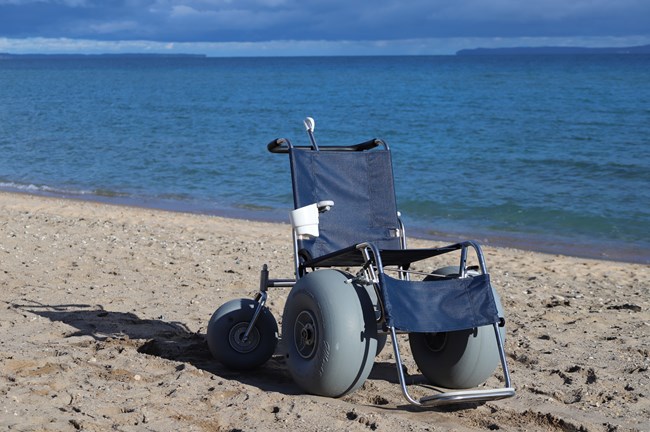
[290,203,319,238]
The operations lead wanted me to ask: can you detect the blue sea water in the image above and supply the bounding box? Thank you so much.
[1,55,649,263]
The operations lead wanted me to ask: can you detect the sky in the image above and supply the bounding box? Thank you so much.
[1,0,649,56]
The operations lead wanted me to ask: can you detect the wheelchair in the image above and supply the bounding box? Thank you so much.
[206,118,515,406]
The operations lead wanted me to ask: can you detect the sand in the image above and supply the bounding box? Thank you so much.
[1,191,648,431]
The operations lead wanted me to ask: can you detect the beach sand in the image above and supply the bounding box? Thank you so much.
[1,191,648,431]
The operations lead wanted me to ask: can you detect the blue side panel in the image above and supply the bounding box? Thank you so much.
[379,273,500,333]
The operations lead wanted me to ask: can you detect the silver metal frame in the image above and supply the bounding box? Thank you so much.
[244,135,515,407]
[244,222,515,407]
[390,324,514,406]
[355,240,515,406]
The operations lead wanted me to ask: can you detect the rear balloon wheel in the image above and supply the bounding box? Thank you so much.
[409,266,505,388]
[282,270,378,397]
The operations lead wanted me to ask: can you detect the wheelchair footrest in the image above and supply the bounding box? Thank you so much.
[420,387,516,407]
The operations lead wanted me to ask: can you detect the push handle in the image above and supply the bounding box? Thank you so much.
[304,116,319,150]
[267,138,292,153]
[268,138,386,154]
[303,117,315,133]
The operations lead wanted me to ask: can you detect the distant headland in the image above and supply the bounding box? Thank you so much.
[0,53,207,59]
[456,44,650,56]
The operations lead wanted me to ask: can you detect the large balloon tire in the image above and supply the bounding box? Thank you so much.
[282,269,378,397]
[207,298,278,370]
[409,266,505,389]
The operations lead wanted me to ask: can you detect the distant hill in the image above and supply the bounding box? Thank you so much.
[0,53,206,59]
[456,44,650,56]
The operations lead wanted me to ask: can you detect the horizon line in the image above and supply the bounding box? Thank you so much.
[3,42,650,59]
[3,35,650,57]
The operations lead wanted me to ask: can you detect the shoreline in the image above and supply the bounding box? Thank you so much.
[2,187,647,265]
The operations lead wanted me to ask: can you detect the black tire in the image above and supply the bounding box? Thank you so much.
[363,280,388,356]
[409,266,505,389]
[375,333,388,357]
[207,298,278,370]
[282,270,378,397]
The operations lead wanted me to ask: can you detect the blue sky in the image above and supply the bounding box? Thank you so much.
[1,0,649,56]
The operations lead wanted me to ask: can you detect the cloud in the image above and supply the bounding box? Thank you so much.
[0,0,648,50]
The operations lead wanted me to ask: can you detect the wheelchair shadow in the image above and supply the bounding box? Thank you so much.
[16,302,485,410]
[14,302,298,395]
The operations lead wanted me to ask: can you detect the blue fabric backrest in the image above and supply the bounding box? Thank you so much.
[289,147,402,259]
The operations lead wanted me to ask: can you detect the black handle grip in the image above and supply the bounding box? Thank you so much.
[267,137,386,153]
[267,138,292,153]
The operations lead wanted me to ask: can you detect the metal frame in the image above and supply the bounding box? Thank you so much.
[391,325,514,406]
[355,241,515,406]
[247,224,515,407]
[243,136,515,407]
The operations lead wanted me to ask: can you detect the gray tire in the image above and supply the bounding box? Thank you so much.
[282,270,378,397]
[207,298,278,370]
[409,266,505,389]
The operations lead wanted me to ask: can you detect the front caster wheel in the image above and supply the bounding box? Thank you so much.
[282,270,378,397]
[207,298,278,370]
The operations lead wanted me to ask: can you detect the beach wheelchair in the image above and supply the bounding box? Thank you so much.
[207,118,515,406]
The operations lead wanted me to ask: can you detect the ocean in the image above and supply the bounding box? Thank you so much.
[1,55,649,263]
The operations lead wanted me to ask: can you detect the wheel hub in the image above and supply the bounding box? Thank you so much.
[424,332,448,352]
[229,322,260,354]
[294,310,318,359]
